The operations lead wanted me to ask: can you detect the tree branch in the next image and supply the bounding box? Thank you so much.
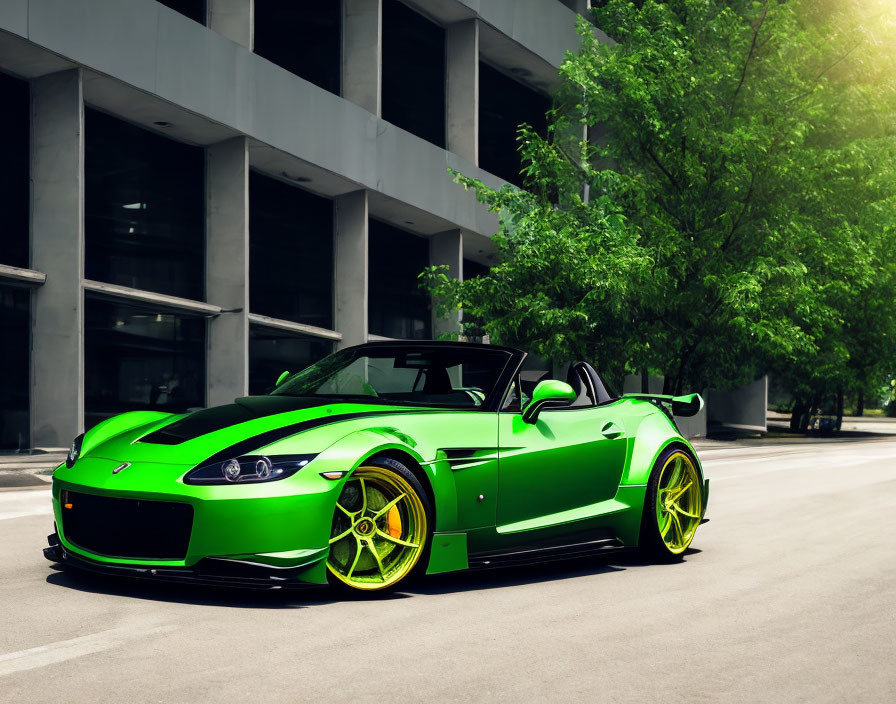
[730,3,768,118]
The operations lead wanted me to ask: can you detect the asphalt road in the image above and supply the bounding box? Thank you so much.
[1,438,895,703]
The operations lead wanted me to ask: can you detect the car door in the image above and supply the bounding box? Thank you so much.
[496,364,628,535]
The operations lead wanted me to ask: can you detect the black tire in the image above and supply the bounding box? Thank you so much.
[639,446,703,561]
[325,456,433,594]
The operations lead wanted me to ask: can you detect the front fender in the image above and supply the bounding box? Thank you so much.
[273,427,459,534]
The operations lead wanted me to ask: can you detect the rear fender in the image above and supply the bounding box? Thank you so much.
[622,410,703,486]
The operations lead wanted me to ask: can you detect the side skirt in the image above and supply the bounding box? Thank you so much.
[468,530,624,570]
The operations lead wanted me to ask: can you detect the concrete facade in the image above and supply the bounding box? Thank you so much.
[0,0,607,449]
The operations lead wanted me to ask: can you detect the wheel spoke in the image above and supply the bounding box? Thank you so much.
[668,480,693,503]
[375,527,419,549]
[366,539,386,578]
[660,512,674,538]
[359,478,368,514]
[372,493,406,520]
[335,501,355,518]
[667,457,683,488]
[670,511,684,546]
[329,527,353,544]
[671,501,700,519]
[346,537,363,579]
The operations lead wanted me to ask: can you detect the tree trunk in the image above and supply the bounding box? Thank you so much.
[806,393,821,432]
[790,398,806,432]
[856,389,865,417]
[641,368,649,394]
[835,387,844,432]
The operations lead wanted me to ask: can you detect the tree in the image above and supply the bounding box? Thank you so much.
[426,0,896,406]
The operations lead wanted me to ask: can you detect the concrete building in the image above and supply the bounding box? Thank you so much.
[0,0,607,451]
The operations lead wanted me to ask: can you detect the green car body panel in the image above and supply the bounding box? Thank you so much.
[47,342,708,588]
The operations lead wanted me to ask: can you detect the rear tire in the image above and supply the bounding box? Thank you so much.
[639,447,703,560]
[326,456,432,593]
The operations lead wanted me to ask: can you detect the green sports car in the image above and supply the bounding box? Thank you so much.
[44,341,708,592]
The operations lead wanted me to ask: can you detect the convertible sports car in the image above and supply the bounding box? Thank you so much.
[44,341,708,592]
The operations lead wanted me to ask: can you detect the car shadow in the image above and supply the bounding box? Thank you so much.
[406,546,702,596]
[45,547,702,607]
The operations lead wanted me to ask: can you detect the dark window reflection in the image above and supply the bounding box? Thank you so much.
[85,295,206,429]
[0,72,29,269]
[0,286,30,450]
[479,62,551,186]
[249,326,334,395]
[382,0,445,147]
[254,0,341,95]
[158,0,206,24]
[250,172,334,329]
[85,109,205,301]
[463,259,489,279]
[369,220,431,340]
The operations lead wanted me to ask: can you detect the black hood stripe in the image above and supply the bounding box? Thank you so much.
[193,409,447,469]
[141,397,338,445]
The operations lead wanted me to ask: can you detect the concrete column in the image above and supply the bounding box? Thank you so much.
[446,19,479,164]
[429,229,463,340]
[334,190,368,348]
[208,0,254,50]
[342,0,381,115]
[30,69,84,448]
[559,0,591,16]
[207,137,250,406]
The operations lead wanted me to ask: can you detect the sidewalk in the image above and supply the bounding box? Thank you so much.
[693,413,896,452]
[0,451,65,489]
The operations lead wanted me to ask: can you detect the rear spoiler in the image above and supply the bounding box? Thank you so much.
[622,392,704,417]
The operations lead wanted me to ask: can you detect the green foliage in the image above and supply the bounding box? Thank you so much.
[425,0,896,399]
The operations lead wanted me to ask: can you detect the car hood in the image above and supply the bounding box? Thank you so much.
[83,396,414,468]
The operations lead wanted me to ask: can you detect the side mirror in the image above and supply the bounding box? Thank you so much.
[275,370,291,387]
[522,380,576,424]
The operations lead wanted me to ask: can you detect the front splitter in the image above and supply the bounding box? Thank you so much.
[43,535,325,591]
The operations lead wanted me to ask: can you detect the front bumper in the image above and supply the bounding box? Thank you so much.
[43,533,325,589]
[50,456,343,585]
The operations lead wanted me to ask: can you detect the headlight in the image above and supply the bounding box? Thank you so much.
[65,434,85,468]
[183,454,316,485]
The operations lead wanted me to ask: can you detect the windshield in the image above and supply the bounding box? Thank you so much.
[271,344,514,409]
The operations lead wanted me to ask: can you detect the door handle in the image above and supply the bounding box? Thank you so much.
[601,421,624,439]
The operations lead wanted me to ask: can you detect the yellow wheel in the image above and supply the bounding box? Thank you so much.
[641,449,703,558]
[326,458,430,592]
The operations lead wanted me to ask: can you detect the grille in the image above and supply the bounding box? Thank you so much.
[62,491,193,560]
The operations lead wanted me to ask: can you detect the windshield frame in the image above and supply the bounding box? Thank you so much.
[270,341,525,412]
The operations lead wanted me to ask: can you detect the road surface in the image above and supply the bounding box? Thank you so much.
[1,437,895,703]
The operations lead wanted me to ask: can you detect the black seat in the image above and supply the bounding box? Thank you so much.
[422,366,453,394]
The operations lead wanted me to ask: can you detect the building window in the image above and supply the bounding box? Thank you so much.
[85,109,205,301]
[369,220,431,340]
[463,259,489,279]
[382,0,445,148]
[0,72,29,269]
[479,62,551,187]
[158,0,206,24]
[254,0,342,95]
[84,295,206,429]
[249,326,334,395]
[249,172,334,329]
[0,286,30,450]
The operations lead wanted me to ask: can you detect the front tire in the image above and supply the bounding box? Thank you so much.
[326,457,431,592]
[639,447,703,559]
